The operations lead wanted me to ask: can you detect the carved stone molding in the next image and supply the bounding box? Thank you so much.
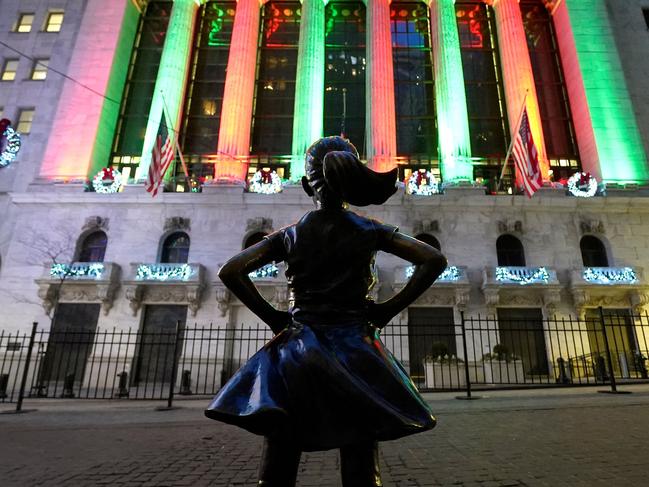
[579,219,605,235]
[124,263,205,316]
[215,284,231,317]
[82,216,109,232]
[125,284,144,316]
[164,216,191,233]
[412,219,439,235]
[35,262,120,315]
[570,267,649,318]
[482,266,561,315]
[497,220,523,235]
[246,217,273,234]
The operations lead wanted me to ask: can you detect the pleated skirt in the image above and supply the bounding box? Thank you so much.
[205,321,436,451]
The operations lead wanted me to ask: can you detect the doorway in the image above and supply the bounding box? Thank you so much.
[40,303,101,385]
[496,308,549,376]
[408,307,456,385]
[133,305,187,385]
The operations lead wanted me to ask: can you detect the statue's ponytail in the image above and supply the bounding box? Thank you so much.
[322,151,398,206]
[304,136,398,207]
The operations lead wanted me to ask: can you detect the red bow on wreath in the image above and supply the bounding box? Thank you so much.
[101,168,114,181]
[260,169,272,184]
[0,119,10,135]
[413,171,429,188]
[578,172,591,187]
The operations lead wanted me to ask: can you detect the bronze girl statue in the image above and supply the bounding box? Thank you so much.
[206,136,447,486]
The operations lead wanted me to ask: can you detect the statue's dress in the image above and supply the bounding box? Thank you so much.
[205,209,436,451]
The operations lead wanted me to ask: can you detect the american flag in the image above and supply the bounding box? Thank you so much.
[145,114,174,197]
[512,109,542,198]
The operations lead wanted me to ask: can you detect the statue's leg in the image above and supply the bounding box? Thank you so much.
[257,437,301,487]
[340,441,382,487]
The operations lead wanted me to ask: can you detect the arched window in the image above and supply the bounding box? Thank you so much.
[161,232,190,263]
[244,232,268,249]
[580,236,608,267]
[496,235,525,266]
[415,233,441,251]
[78,231,108,263]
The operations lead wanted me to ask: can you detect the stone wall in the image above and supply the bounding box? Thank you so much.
[1,184,648,333]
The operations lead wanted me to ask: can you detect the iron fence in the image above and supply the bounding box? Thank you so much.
[1,309,648,409]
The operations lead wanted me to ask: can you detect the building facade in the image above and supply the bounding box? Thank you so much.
[1,0,649,390]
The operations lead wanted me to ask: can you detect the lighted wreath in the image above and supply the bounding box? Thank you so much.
[0,119,22,168]
[248,169,282,194]
[567,172,598,198]
[407,170,440,196]
[92,168,123,194]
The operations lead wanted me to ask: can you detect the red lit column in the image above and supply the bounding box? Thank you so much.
[215,0,264,182]
[39,0,133,181]
[491,0,549,182]
[551,0,600,179]
[366,0,397,172]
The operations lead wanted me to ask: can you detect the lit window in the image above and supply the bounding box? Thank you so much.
[1,59,19,81]
[45,12,64,32]
[16,14,35,33]
[16,109,35,134]
[31,59,49,80]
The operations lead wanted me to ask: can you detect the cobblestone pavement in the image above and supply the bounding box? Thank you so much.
[2,385,649,486]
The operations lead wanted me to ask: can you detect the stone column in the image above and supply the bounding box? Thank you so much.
[39,0,137,181]
[554,0,649,183]
[366,0,397,172]
[139,0,199,180]
[429,0,473,182]
[491,0,549,182]
[215,0,264,183]
[290,0,325,180]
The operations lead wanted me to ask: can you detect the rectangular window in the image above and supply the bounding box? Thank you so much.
[324,2,367,157]
[391,2,437,159]
[179,1,236,166]
[251,1,301,158]
[17,109,35,134]
[1,59,19,81]
[31,59,49,80]
[456,2,508,159]
[111,1,173,172]
[45,12,65,32]
[15,13,35,33]
[521,0,579,180]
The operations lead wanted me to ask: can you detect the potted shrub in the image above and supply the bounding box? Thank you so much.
[423,342,465,389]
[482,344,525,384]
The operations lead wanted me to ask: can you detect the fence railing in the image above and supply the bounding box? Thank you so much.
[1,309,648,408]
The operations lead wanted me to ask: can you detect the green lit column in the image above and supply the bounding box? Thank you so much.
[562,0,649,183]
[291,0,325,180]
[429,0,472,182]
[139,0,199,180]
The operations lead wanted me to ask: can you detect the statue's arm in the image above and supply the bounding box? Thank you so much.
[218,239,290,334]
[370,232,447,328]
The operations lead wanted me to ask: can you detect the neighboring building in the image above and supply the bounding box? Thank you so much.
[1,0,649,391]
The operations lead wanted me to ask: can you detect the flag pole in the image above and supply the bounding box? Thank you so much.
[159,93,182,184]
[497,90,529,192]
